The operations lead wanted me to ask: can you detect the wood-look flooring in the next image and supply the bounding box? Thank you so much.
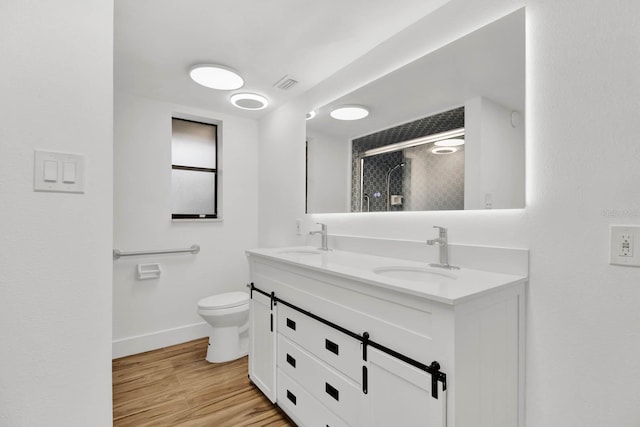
[112,338,294,427]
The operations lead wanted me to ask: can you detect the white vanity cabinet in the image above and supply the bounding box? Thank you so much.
[247,248,526,427]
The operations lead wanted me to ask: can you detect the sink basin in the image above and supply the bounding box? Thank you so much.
[372,266,457,282]
[277,249,323,256]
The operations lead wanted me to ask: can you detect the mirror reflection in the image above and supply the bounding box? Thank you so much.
[306,8,525,213]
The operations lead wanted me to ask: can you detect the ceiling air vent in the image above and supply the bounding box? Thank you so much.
[273,75,299,90]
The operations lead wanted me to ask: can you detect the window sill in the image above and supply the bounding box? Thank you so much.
[171,218,224,223]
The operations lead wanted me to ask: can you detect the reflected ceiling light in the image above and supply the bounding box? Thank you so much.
[431,146,458,154]
[434,138,465,147]
[306,111,316,120]
[363,128,465,157]
[330,105,369,121]
[230,93,269,110]
[189,64,244,90]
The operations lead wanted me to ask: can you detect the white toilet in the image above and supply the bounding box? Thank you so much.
[197,291,250,363]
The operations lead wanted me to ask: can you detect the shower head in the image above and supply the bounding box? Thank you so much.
[387,162,405,174]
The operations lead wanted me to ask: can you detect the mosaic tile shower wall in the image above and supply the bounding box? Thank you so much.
[361,151,404,212]
[351,107,465,212]
[403,145,464,210]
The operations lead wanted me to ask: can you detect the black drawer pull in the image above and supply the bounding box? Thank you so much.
[286,353,296,368]
[287,390,297,405]
[286,318,296,330]
[325,382,340,401]
[325,339,339,355]
[362,365,368,394]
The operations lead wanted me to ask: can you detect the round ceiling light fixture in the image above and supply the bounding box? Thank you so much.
[434,138,465,147]
[230,93,269,110]
[189,64,244,90]
[306,110,317,120]
[329,105,369,121]
[431,146,459,154]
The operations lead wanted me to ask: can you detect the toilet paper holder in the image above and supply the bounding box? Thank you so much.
[137,263,161,280]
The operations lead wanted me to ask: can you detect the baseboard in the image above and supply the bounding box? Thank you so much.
[112,322,210,359]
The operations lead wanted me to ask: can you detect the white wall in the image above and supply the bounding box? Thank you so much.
[258,100,310,247]
[258,1,640,426]
[465,96,525,209]
[0,1,114,425]
[113,92,259,357]
[306,131,351,213]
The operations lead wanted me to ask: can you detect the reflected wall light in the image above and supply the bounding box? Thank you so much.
[363,128,465,157]
[431,146,459,154]
[434,138,465,147]
[330,105,369,121]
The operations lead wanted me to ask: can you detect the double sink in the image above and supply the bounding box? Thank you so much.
[276,248,457,283]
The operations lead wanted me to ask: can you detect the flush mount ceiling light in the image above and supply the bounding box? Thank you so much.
[330,105,369,121]
[306,111,316,120]
[431,146,459,154]
[189,64,244,90]
[434,138,465,147]
[230,93,269,110]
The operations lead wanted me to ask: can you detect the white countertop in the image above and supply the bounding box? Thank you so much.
[246,246,527,305]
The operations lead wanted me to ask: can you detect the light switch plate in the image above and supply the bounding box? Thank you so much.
[610,225,640,267]
[34,150,84,193]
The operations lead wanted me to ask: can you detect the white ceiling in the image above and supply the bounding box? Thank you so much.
[114,0,451,118]
[307,8,526,141]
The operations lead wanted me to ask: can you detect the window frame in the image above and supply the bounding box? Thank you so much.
[170,117,220,220]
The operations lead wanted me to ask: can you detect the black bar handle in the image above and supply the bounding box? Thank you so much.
[325,339,339,355]
[362,365,368,394]
[287,390,297,405]
[270,313,273,332]
[362,331,370,361]
[325,382,340,401]
[286,353,296,368]
[286,318,296,331]
[430,361,441,399]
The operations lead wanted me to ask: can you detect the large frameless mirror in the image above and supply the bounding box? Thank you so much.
[306,8,525,213]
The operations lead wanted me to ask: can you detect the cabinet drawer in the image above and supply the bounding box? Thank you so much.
[277,369,349,427]
[278,334,363,426]
[277,303,362,382]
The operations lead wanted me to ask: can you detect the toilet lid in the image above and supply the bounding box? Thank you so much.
[198,292,249,309]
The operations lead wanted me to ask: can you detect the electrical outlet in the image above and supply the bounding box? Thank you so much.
[610,225,640,266]
[620,233,633,257]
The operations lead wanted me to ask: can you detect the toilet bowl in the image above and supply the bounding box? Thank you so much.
[197,291,250,363]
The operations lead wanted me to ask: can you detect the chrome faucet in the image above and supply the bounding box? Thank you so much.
[309,222,329,251]
[427,226,459,269]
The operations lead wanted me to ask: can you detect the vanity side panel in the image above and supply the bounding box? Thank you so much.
[454,284,525,427]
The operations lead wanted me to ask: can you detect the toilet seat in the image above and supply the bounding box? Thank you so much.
[198,291,249,310]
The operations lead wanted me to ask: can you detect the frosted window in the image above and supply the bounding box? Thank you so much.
[171,169,216,215]
[171,118,218,219]
[172,119,216,169]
